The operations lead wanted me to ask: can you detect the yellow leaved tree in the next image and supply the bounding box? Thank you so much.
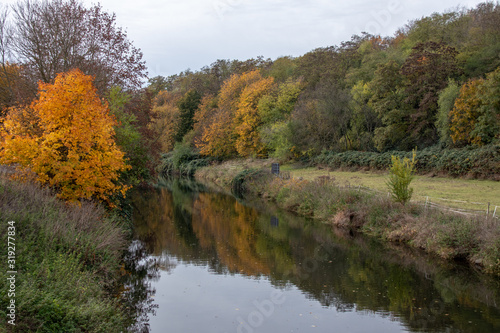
[233,76,274,157]
[197,70,275,158]
[0,69,130,203]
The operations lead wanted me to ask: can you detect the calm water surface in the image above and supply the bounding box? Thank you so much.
[123,178,500,333]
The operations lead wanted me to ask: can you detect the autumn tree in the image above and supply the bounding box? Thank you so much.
[233,76,274,157]
[401,41,460,147]
[0,69,129,203]
[11,0,146,95]
[450,78,484,145]
[192,94,218,147]
[198,70,264,158]
[450,68,500,146]
[291,81,352,154]
[150,90,181,152]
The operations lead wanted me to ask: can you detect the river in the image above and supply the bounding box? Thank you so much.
[121,177,500,333]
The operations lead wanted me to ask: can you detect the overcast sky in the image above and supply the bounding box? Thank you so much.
[2,0,491,78]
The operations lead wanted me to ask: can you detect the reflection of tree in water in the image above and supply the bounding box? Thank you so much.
[129,177,500,333]
[119,240,169,332]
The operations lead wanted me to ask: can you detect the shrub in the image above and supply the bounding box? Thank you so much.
[159,144,210,177]
[387,150,416,205]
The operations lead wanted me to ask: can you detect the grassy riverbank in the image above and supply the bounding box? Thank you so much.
[282,166,500,212]
[195,159,500,276]
[0,176,131,332]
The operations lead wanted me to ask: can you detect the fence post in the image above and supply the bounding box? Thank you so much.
[487,202,490,215]
[493,206,498,218]
[425,196,429,209]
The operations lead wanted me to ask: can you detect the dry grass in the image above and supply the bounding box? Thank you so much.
[0,175,129,331]
[0,177,127,277]
[281,165,500,212]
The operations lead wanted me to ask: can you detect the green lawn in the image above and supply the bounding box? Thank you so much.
[281,165,500,213]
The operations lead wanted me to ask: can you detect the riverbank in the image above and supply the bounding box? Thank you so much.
[0,176,131,332]
[195,159,500,276]
[281,166,500,212]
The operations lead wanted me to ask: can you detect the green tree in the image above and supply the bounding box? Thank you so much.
[260,121,293,160]
[436,80,460,145]
[147,75,171,96]
[369,60,412,151]
[258,78,302,124]
[291,81,352,153]
[471,67,500,145]
[175,89,201,142]
[107,86,160,185]
[348,81,380,151]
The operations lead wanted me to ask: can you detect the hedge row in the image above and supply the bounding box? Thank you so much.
[314,144,500,179]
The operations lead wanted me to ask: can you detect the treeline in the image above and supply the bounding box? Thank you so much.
[151,2,500,163]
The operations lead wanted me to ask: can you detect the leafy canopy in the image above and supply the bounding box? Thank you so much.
[0,69,130,203]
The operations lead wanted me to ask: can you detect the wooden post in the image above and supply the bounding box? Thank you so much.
[487,202,490,215]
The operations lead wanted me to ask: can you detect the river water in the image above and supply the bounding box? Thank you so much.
[122,178,500,333]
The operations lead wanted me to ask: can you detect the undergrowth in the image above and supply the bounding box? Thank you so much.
[0,177,130,332]
[314,144,500,179]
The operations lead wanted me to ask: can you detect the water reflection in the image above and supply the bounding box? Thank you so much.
[128,177,500,332]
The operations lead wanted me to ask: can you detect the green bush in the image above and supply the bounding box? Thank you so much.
[387,151,416,205]
[158,144,210,177]
[231,169,267,195]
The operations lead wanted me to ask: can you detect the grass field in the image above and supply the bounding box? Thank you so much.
[281,165,500,213]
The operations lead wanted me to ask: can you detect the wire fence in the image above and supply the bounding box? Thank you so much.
[342,183,499,219]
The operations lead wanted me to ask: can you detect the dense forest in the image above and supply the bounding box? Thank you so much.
[150,1,500,163]
[0,1,499,200]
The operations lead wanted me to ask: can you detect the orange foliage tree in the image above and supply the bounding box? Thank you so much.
[149,90,181,152]
[233,76,274,157]
[0,69,129,203]
[197,70,274,158]
[449,78,484,145]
